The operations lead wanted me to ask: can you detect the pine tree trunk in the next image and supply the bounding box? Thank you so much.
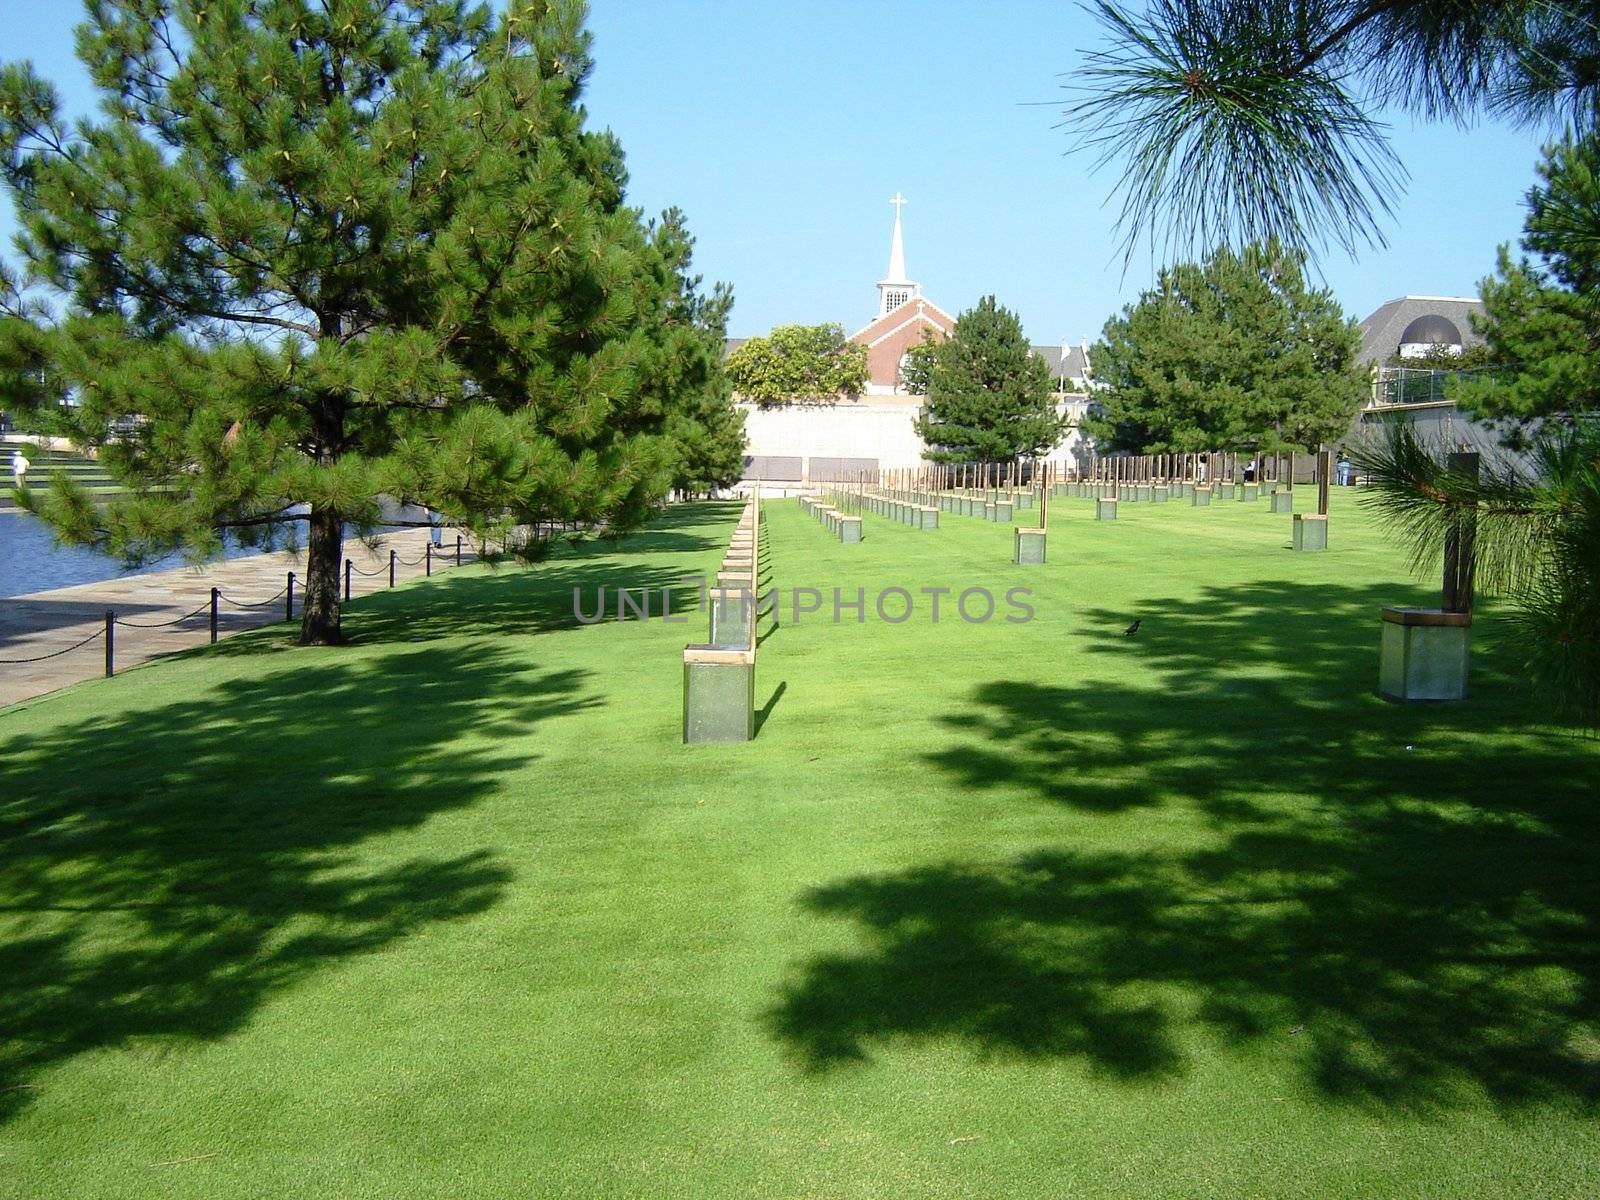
[301,376,347,647]
[299,503,344,645]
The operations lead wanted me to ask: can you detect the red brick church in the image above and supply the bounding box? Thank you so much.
[731,195,1096,487]
[848,194,956,395]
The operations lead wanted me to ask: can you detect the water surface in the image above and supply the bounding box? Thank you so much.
[0,512,268,598]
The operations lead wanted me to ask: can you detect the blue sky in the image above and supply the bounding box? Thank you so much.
[0,1,1553,345]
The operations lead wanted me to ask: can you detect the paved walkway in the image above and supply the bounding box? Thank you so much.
[0,529,477,709]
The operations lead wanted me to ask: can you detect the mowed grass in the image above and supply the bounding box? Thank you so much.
[2,491,1598,1199]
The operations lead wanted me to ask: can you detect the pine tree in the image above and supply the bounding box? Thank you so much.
[1453,130,1600,427]
[913,296,1062,465]
[0,0,735,644]
[1360,127,1600,726]
[1085,241,1367,454]
[646,211,745,495]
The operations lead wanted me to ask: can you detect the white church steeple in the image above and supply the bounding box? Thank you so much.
[876,193,921,317]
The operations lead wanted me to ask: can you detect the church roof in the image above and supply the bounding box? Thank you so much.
[1358,296,1484,364]
[848,296,956,347]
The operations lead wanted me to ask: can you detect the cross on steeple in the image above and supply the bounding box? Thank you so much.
[889,192,907,217]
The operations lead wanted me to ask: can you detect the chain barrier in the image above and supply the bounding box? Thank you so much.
[351,546,475,575]
[0,625,106,665]
[217,584,290,609]
[113,599,214,629]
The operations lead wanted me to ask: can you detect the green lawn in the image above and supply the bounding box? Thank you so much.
[2,492,1598,1198]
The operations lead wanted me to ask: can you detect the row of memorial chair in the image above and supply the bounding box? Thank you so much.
[1055,479,1326,548]
[682,492,762,743]
[858,491,940,529]
[873,486,1045,526]
[1053,479,1290,509]
[798,494,864,542]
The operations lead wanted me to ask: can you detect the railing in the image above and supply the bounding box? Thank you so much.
[1375,365,1501,406]
[0,535,480,677]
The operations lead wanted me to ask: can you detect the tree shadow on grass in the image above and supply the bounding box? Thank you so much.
[1070,578,1459,696]
[927,580,1536,814]
[769,581,1600,1112]
[768,851,1186,1081]
[0,643,597,1126]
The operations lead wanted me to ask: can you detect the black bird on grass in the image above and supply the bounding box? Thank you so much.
[1123,619,1141,637]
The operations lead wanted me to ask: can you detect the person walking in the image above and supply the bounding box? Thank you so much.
[10,447,29,489]
[1336,452,1353,487]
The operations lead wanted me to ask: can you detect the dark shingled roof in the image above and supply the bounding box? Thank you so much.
[1032,344,1091,385]
[1358,297,1484,365]
[1062,345,1090,383]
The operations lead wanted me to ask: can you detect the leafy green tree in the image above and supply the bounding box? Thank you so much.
[1388,344,1496,371]
[1086,240,1367,453]
[898,332,940,395]
[724,324,868,408]
[1069,1,1598,258]
[1453,131,1600,425]
[913,296,1062,464]
[0,0,733,645]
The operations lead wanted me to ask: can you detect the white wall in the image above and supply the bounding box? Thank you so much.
[739,394,1095,481]
[740,400,927,475]
[1052,397,1095,469]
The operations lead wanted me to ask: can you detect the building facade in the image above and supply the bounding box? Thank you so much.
[1355,294,1511,457]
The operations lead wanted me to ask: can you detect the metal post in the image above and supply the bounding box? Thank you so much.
[456,535,462,567]
[210,588,219,643]
[389,549,396,587]
[344,559,352,602]
[1318,448,1331,516]
[105,610,114,677]
[426,541,432,577]
[286,571,295,621]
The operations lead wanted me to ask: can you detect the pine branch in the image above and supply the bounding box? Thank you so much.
[1066,0,1598,260]
[1287,0,1413,78]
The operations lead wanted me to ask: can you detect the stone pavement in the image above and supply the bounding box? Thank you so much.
[0,528,477,709]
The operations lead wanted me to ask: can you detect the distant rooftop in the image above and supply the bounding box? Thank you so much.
[1358,295,1485,365]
